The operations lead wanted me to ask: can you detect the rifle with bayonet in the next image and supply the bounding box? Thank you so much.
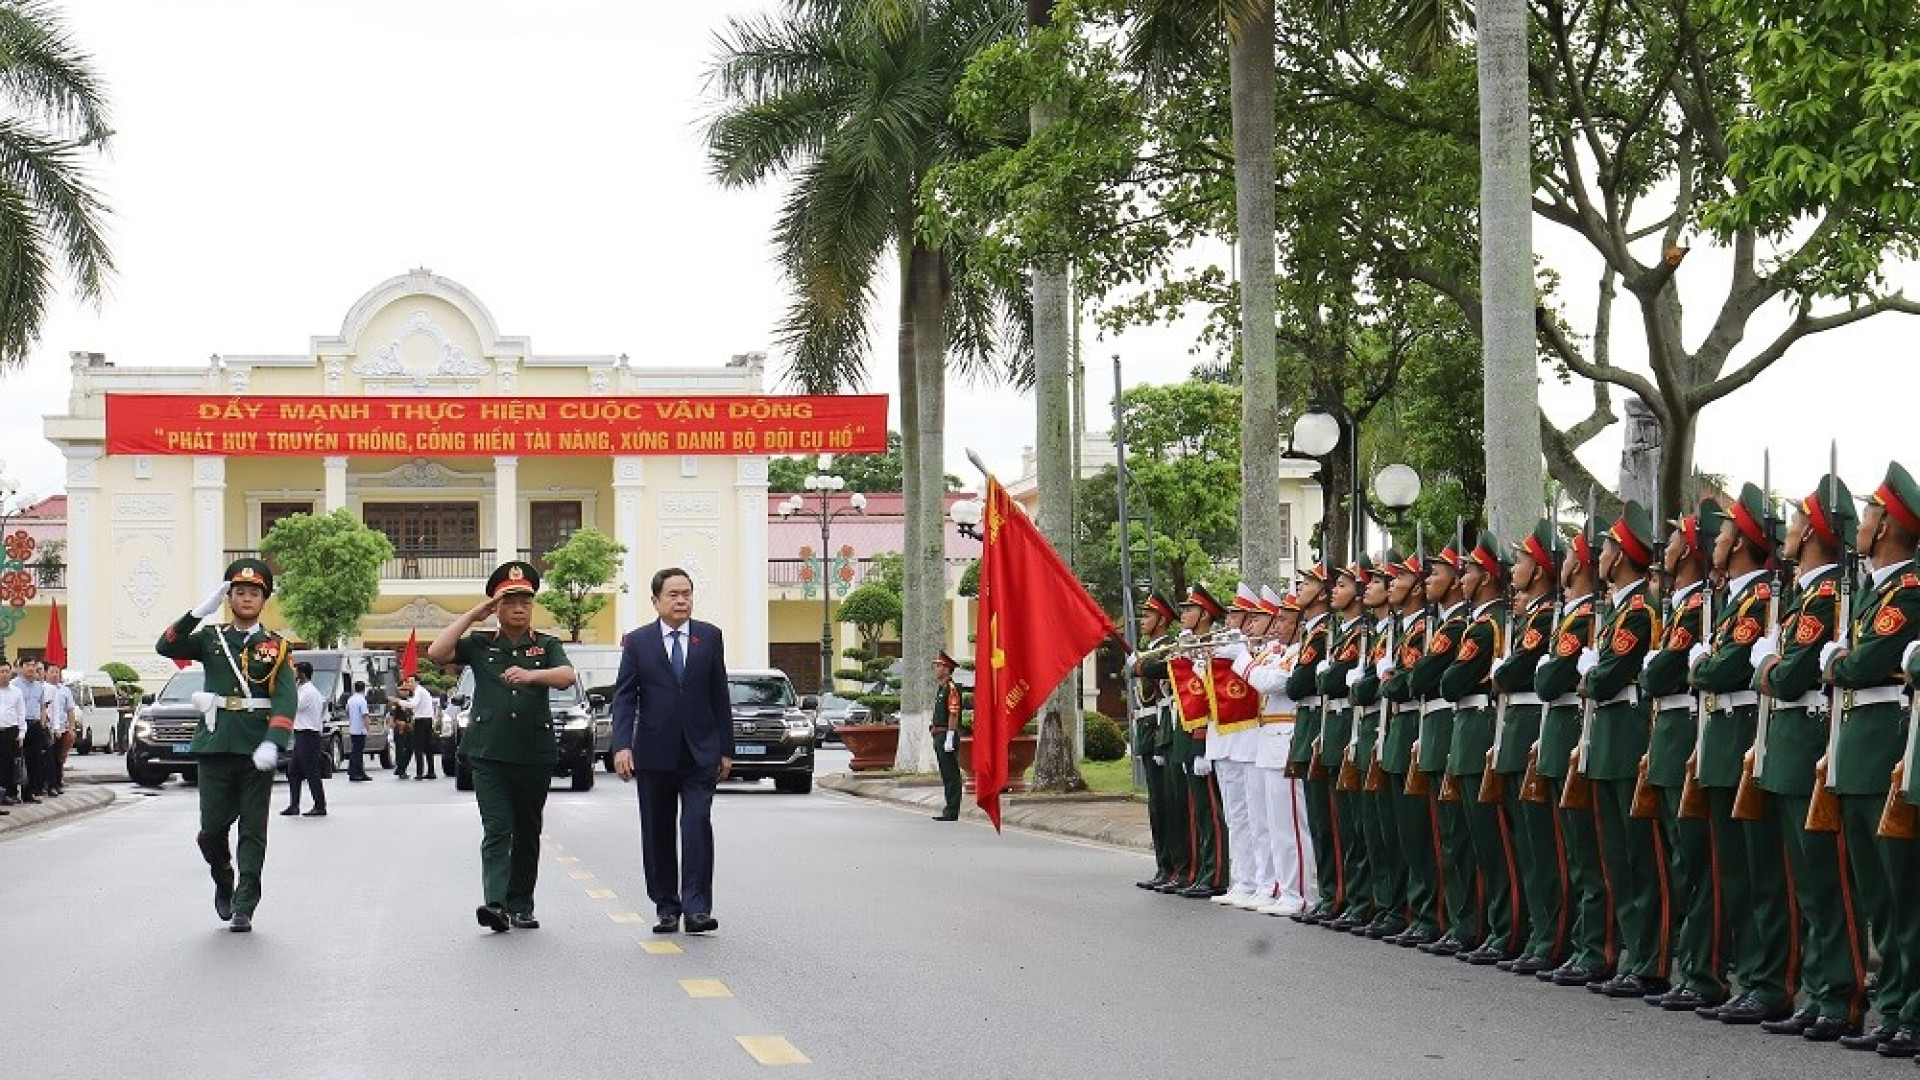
[1366,605,1396,793]
[1632,474,1668,820]
[1520,493,1561,804]
[1731,452,1783,822]
[1562,489,1601,812]
[1480,556,1518,805]
[1439,517,1468,804]
[1406,520,1433,798]
[1807,442,1850,834]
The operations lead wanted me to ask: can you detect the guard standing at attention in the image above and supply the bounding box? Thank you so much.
[427,560,576,933]
[930,651,965,822]
[1131,592,1181,888]
[155,558,298,933]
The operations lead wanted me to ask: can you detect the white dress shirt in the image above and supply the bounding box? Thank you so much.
[0,682,22,731]
[294,681,326,732]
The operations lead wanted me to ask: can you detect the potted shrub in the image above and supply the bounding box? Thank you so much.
[833,581,902,770]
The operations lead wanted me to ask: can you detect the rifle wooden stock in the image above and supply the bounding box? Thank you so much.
[1629,755,1660,820]
[1364,756,1389,792]
[1805,760,1841,833]
[1336,750,1362,792]
[1679,756,1709,820]
[1308,740,1329,782]
[1519,745,1547,804]
[1405,744,1431,796]
[1478,748,1505,804]
[1880,763,1917,840]
[1560,748,1593,810]
[1730,750,1765,821]
[1438,771,1462,803]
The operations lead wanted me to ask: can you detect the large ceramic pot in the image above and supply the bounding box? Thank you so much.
[834,723,901,772]
[957,734,1039,794]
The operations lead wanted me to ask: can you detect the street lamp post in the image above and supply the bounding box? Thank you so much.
[777,456,866,696]
[1291,409,1421,559]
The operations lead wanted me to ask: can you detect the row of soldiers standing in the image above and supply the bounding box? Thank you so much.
[1126,460,1920,1057]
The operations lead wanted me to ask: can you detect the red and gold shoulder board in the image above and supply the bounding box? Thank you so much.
[1755,582,1772,601]
[1683,592,1702,611]
[1628,594,1648,611]
[1903,572,1920,589]
[1815,581,1838,597]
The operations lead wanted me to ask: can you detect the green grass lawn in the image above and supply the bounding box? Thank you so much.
[1076,757,1147,795]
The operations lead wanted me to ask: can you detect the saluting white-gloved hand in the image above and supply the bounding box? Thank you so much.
[1687,643,1710,669]
[1345,666,1365,689]
[1576,648,1601,675]
[1820,641,1844,673]
[191,581,231,619]
[1192,757,1213,777]
[944,731,956,753]
[251,741,278,773]
[1749,632,1779,670]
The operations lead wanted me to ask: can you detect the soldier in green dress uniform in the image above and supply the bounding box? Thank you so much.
[1748,474,1867,1034]
[1317,558,1374,931]
[1819,462,1920,1047]
[1637,501,1723,1010]
[1131,593,1180,887]
[1350,553,1407,939]
[1496,521,1565,975]
[1288,563,1339,921]
[1408,544,1471,956]
[427,560,576,933]
[1379,551,1440,947]
[931,651,965,822]
[155,558,298,933]
[1446,532,1521,964]
[1143,592,1194,894]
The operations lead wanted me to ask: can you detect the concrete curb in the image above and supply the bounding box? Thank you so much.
[819,773,1153,852]
[0,785,115,838]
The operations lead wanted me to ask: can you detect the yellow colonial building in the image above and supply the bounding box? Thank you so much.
[42,269,818,683]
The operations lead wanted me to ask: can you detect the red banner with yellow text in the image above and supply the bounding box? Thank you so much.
[104,394,888,457]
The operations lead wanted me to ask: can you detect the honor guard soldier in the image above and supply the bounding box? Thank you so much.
[1350,553,1407,939]
[1288,563,1339,921]
[1317,558,1375,931]
[426,561,576,933]
[1687,488,1791,1020]
[155,558,298,933]
[1408,542,1471,956]
[1536,515,1609,987]
[1748,473,1867,1034]
[1643,499,1735,1006]
[1819,462,1920,1047]
[1216,586,1277,910]
[931,651,965,821]
[1445,532,1522,964]
[1379,550,1441,947]
[1240,588,1310,914]
[1640,500,1731,1012]
[1497,521,1566,975]
[1169,584,1230,898]
[1578,502,1671,1000]
[1131,592,1182,889]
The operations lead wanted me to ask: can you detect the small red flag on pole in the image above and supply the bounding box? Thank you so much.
[400,627,419,679]
[972,475,1116,830]
[43,598,65,668]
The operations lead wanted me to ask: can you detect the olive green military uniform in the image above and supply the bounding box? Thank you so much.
[1381,605,1438,941]
[932,678,965,819]
[156,609,297,922]
[1143,643,1193,888]
[1410,601,1471,948]
[1494,591,1561,967]
[1442,596,1518,957]
[455,627,571,917]
[1319,614,1374,928]
[1826,556,1920,1030]
[1350,612,1405,935]
[1757,563,1866,1023]
[1536,593,1610,978]
[1639,579,1718,999]
[1289,615,1338,916]
[1133,632,1177,884]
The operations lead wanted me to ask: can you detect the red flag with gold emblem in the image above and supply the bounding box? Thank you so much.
[974,476,1116,830]
[44,599,65,668]
[400,628,420,679]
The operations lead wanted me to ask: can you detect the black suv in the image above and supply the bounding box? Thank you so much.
[446,667,601,792]
[125,668,208,787]
[727,668,815,794]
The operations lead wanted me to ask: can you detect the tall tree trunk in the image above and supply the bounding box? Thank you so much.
[1476,0,1542,544]
[1617,396,1660,514]
[895,242,948,773]
[1232,3,1282,589]
[894,242,929,767]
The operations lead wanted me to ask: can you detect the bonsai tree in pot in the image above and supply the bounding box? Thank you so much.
[834,581,903,770]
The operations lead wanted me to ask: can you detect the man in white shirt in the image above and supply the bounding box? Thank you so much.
[345,680,371,781]
[406,677,439,781]
[0,663,22,810]
[282,662,329,817]
[16,659,48,798]
[43,667,77,796]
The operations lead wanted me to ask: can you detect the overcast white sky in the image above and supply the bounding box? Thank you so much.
[6,1,1915,512]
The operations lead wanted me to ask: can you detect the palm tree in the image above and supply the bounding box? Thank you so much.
[705,0,1024,772]
[0,1,113,369]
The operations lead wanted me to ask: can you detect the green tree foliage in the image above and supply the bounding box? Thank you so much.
[1082,710,1126,761]
[260,510,393,648]
[535,526,628,642]
[837,581,903,650]
[0,3,114,369]
[766,431,962,493]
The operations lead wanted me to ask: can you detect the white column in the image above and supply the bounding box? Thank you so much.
[192,456,226,590]
[613,456,646,630]
[950,590,971,660]
[735,456,770,668]
[493,456,518,565]
[323,456,348,512]
[63,449,101,671]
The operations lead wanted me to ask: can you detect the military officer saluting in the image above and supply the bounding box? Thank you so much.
[155,558,298,933]
[427,560,576,933]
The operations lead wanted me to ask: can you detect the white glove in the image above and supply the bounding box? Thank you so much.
[1218,641,1250,662]
[1748,632,1779,670]
[943,731,956,753]
[1687,643,1709,668]
[1819,641,1843,673]
[191,581,231,619]
[1152,755,1166,767]
[1576,647,1600,675]
[1314,660,1330,677]
[1903,640,1920,674]
[1638,653,1653,674]
[1177,629,1196,642]
[1192,757,1213,777]
[1378,656,1398,678]
[1345,666,1365,688]
[1221,628,1245,645]
[251,740,278,773]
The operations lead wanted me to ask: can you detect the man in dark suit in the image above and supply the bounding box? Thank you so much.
[611,567,732,935]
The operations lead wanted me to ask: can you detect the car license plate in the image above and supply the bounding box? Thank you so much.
[173,745,194,755]
[734,744,768,756]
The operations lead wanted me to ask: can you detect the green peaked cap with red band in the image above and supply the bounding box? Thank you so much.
[1608,500,1656,568]
[1681,498,1728,556]
[1183,582,1226,619]
[1874,461,1920,538]
[1143,591,1178,622]
[1802,473,1857,550]
[1513,519,1562,573]
[1468,530,1508,577]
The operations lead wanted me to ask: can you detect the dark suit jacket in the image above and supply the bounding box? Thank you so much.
[611,618,732,770]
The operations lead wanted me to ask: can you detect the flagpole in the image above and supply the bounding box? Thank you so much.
[1112,356,1138,651]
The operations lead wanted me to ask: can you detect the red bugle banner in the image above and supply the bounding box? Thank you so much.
[105,393,889,457]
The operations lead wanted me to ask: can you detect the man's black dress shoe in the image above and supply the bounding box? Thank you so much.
[1840,1023,1899,1052]
[1364,919,1406,940]
[1876,1027,1918,1058]
[0,807,9,815]
[21,795,38,804]
[1510,955,1555,976]
[652,915,681,934]
[1463,947,1511,967]
[1326,913,1365,932]
[684,914,719,934]
[1695,993,1741,1020]
[1803,1016,1861,1042]
[1136,875,1169,890]
[932,814,958,821]
[1651,988,1719,1011]
[508,912,540,930]
[1549,964,1598,987]
[280,806,300,816]
[302,808,326,817]
[1599,974,1666,999]
[1396,928,1440,949]
[476,904,511,933]
[1154,880,1190,894]
[1419,935,1465,956]
[1177,884,1216,899]
[1759,1008,1818,1034]
[229,913,252,933]
[213,869,235,922]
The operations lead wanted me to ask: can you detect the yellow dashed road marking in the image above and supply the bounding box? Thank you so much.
[586,888,617,899]
[555,855,580,864]
[569,871,597,881]
[680,979,733,999]
[641,941,683,954]
[609,911,644,924]
[736,1036,810,1066]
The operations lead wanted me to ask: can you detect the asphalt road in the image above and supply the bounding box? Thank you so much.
[4,751,1906,1079]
